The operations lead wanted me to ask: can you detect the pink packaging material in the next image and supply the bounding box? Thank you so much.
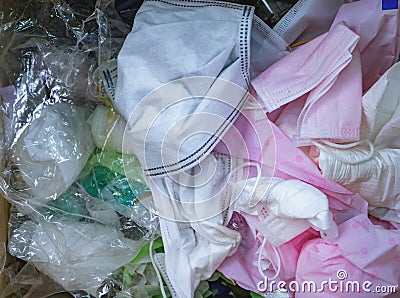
[251,23,362,145]
[296,214,400,297]
[332,0,400,92]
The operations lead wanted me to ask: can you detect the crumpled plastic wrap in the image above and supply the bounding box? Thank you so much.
[0,243,5,278]
[88,105,134,154]
[77,150,158,235]
[0,0,131,88]
[0,0,161,297]
[11,103,95,204]
[8,218,143,295]
[0,262,68,298]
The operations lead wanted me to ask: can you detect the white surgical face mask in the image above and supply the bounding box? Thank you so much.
[361,62,400,148]
[116,0,254,177]
[250,15,289,79]
[145,153,247,298]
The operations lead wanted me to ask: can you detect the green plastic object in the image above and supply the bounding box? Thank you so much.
[46,186,91,220]
[79,165,134,207]
[78,149,150,209]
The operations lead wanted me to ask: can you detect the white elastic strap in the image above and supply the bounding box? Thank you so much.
[100,112,121,154]
[228,161,262,208]
[244,97,267,110]
[257,238,281,281]
[149,238,168,298]
[311,139,375,165]
[248,162,262,208]
[164,178,194,221]
[260,0,274,14]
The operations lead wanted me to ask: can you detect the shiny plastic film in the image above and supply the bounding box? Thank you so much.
[0,0,160,297]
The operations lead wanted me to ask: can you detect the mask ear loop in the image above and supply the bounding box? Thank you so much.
[311,139,375,165]
[260,0,274,14]
[228,161,262,209]
[147,180,168,297]
[244,97,267,110]
[163,178,193,221]
[257,238,281,281]
[148,178,182,298]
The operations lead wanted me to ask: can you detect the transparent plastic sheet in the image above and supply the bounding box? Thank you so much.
[254,0,298,27]
[0,262,68,298]
[0,93,159,295]
[0,243,5,277]
[221,0,298,27]
[0,111,159,292]
[0,0,162,297]
[96,254,170,298]
[114,0,144,27]
[0,0,91,98]
[84,104,159,234]
[76,150,159,236]
[4,194,147,296]
[0,0,131,88]
[114,0,297,29]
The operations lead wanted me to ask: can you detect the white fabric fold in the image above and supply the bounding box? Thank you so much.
[115,0,254,177]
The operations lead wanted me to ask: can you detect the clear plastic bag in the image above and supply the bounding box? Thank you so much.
[0,262,69,298]
[8,103,95,205]
[0,243,5,278]
[0,1,160,296]
[8,213,144,296]
[76,150,158,235]
[115,0,145,27]
[222,0,298,27]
